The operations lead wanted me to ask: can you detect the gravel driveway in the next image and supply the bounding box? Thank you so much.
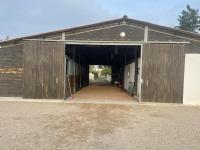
[0,101,200,150]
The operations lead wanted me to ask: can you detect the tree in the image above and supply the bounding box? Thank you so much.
[89,65,94,73]
[98,65,103,69]
[91,70,98,78]
[101,66,111,76]
[177,5,200,32]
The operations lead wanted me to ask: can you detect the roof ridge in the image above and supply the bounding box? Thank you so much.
[1,16,200,44]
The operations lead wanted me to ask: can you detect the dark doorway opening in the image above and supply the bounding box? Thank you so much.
[65,44,141,101]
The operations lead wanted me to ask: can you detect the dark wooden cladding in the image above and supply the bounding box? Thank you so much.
[23,41,65,99]
[148,30,185,42]
[142,43,185,103]
[148,25,200,42]
[0,44,23,96]
[0,44,23,67]
[185,41,200,53]
[65,25,144,41]
[148,30,200,53]
[0,74,23,96]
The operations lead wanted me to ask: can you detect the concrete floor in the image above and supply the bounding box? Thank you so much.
[71,84,135,101]
[0,101,200,150]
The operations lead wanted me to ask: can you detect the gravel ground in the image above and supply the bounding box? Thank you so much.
[0,101,200,150]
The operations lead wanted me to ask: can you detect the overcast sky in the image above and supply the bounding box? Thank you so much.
[0,0,200,39]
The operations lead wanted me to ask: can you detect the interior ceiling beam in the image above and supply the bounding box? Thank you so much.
[66,44,140,66]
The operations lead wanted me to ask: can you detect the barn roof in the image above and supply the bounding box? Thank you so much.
[1,15,200,44]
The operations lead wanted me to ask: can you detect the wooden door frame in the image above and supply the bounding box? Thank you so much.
[65,41,143,101]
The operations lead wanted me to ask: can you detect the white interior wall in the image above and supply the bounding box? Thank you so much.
[67,57,81,76]
[124,62,135,90]
[183,54,200,105]
[68,59,75,76]
[124,65,128,90]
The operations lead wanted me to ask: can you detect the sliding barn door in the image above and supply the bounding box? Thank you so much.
[141,43,185,103]
[23,41,65,99]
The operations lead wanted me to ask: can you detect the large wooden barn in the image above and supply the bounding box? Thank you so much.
[0,16,200,104]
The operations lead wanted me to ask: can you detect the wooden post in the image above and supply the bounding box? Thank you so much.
[138,45,143,102]
[62,32,65,41]
[65,56,73,99]
[124,54,127,65]
[73,47,76,93]
[63,56,66,99]
[68,76,73,99]
[144,26,148,43]
[79,55,82,89]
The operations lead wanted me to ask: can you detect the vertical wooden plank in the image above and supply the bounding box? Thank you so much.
[141,43,185,103]
[23,41,65,99]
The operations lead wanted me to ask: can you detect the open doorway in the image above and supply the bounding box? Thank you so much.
[89,65,112,84]
[65,44,141,101]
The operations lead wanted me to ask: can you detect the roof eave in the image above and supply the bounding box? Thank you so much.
[1,17,200,45]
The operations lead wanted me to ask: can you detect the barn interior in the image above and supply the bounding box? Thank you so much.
[65,44,141,101]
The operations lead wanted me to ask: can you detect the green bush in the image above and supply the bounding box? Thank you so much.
[101,67,112,76]
[91,70,98,78]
